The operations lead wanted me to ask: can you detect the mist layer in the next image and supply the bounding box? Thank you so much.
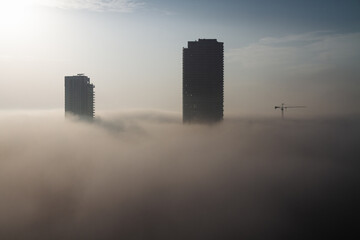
[0,111,359,239]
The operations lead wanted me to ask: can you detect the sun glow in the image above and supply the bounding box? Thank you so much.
[0,0,35,33]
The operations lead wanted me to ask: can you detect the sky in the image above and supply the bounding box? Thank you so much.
[0,0,360,117]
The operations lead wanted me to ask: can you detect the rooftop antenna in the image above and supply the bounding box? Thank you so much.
[275,103,306,119]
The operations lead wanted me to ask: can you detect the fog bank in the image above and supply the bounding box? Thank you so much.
[0,111,359,239]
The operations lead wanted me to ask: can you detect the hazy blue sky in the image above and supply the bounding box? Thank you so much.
[1,0,359,117]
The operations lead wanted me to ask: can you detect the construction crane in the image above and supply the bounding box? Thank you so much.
[275,103,306,119]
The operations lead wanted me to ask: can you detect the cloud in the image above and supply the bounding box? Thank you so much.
[258,31,332,46]
[226,31,360,72]
[34,0,145,12]
[0,110,359,239]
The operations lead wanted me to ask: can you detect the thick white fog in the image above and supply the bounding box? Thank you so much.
[0,110,359,239]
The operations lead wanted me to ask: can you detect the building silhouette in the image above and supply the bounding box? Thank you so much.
[65,74,95,118]
[183,39,224,123]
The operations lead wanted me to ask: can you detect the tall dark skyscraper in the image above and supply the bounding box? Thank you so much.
[65,74,95,118]
[183,39,224,123]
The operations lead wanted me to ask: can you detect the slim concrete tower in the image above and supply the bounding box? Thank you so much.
[183,39,224,123]
[65,74,95,118]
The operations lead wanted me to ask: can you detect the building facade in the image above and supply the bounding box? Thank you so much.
[183,39,224,123]
[65,74,95,118]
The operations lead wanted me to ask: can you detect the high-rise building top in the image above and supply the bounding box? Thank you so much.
[65,74,95,118]
[183,39,224,123]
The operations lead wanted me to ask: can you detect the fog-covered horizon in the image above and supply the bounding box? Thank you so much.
[2,107,360,119]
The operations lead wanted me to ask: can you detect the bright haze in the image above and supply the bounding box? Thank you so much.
[0,0,360,239]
